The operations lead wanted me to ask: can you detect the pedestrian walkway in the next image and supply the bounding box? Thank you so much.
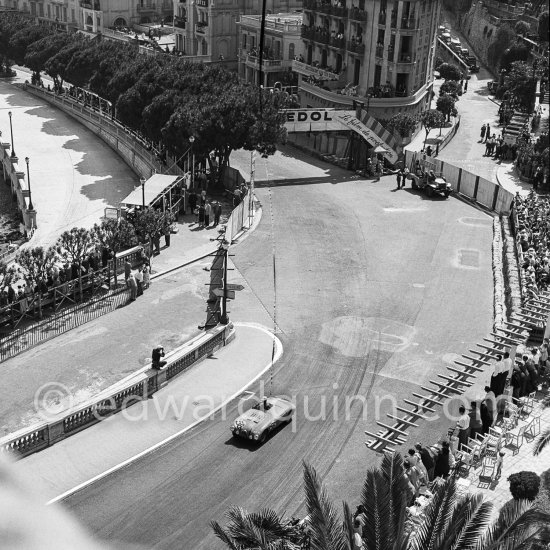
[0,74,137,249]
[14,323,280,503]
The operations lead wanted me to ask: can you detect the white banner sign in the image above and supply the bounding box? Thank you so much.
[283,110,399,164]
[291,60,339,81]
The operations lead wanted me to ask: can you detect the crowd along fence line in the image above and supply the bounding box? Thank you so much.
[0,245,146,362]
[0,323,235,459]
[405,150,515,215]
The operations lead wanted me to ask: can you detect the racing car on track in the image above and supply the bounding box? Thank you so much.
[230,396,295,443]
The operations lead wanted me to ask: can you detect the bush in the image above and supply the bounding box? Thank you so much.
[514,21,530,36]
[438,63,462,82]
[508,471,541,501]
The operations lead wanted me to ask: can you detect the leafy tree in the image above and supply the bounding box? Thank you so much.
[488,25,516,69]
[386,112,418,138]
[0,260,17,291]
[507,61,537,110]
[92,219,137,285]
[420,109,445,146]
[508,472,541,501]
[56,227,94,299]
[440,80,462,98]
[24,33,73,83]
[131,209,174,244]
[15,246,56,289]
[437,62,462,82]
[44,37,88,89]
[7,25,50,66]
[538,11,549,43]
[501,43,530,71]
[437,94,457,122]
[433,55,444,71]
[514,20,530,36]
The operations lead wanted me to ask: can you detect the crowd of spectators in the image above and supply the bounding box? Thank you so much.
[514,191,550,297]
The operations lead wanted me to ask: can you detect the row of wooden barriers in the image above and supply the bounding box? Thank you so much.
[365,290,550,452]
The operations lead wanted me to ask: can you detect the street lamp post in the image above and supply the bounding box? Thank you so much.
[220,241,230,325]
[24,157,34,211]
[140,177,146,208]
[8,111,16,158]
[189,136,195,189]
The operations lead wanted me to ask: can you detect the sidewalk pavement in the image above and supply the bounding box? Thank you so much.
[14,323,281,503]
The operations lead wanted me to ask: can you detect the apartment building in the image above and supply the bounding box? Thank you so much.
[237,12,304,86]
[298,0,440,119]
[172,0,301,65]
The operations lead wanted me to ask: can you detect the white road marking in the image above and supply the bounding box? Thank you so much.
[47,322,283,505]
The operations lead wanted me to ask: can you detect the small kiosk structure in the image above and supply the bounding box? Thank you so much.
[120,174,186,216]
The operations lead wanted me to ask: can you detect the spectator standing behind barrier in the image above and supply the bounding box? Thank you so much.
[124,259,132,288]
[152,346,166,370]
[135,268,144,297]
[415,443,435,481]
[213,200,222,227]
[127,273,137,301]
[204,201,211,228]
[481,386,496,433]
[396,170,402,189]
[188,191,197,215]
[143,265,150,289]
[469,402,483,439]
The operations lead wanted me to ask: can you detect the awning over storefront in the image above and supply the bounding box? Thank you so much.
[121,174,184,210]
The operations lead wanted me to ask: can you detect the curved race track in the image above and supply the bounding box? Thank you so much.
[63,147,494,549]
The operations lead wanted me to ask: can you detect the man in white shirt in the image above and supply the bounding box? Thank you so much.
[498,351,514,396]
[456,406,470,449]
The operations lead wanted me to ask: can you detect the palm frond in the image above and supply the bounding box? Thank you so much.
[361,452,409,550]
[481,499,550,550]
[342,501,355,550]
[302,461,349,550]
[211,520,240,550]
[446,493,492,550]
[533,427,550,456]
[408,476,458,550]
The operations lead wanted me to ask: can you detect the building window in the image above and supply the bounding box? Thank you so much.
[288,43,295,59]
[202,40,208,55]
[47,4,50,18]
[243,34,247,48]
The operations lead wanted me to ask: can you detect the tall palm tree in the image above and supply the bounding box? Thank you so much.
[211,506,304,550]
[533,427,550,456]
[213,454,550,550]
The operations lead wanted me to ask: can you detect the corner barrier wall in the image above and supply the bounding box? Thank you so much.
[0,322,236,459]
[405,150,514,214]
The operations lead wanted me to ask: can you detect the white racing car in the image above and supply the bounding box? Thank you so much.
[230,396,295,443]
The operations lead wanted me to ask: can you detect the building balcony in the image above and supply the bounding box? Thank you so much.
[80,0,100,9]
[301,79,430,107]
[195,22,207,34]
[301,25,330,45]
[292,59,339,81]
[329,36,346,49]
[136,3,156,11]
[397,53,414,63]
[303,0,347,18]
[174,16,186,29]
[375,45,384,58]
[347,41,364,54]
[242,53,291,71]
[348,6,367,22]
[401,16,418,30]
[196,0,208,6]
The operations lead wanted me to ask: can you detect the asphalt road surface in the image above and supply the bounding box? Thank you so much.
[63,146,494,549]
